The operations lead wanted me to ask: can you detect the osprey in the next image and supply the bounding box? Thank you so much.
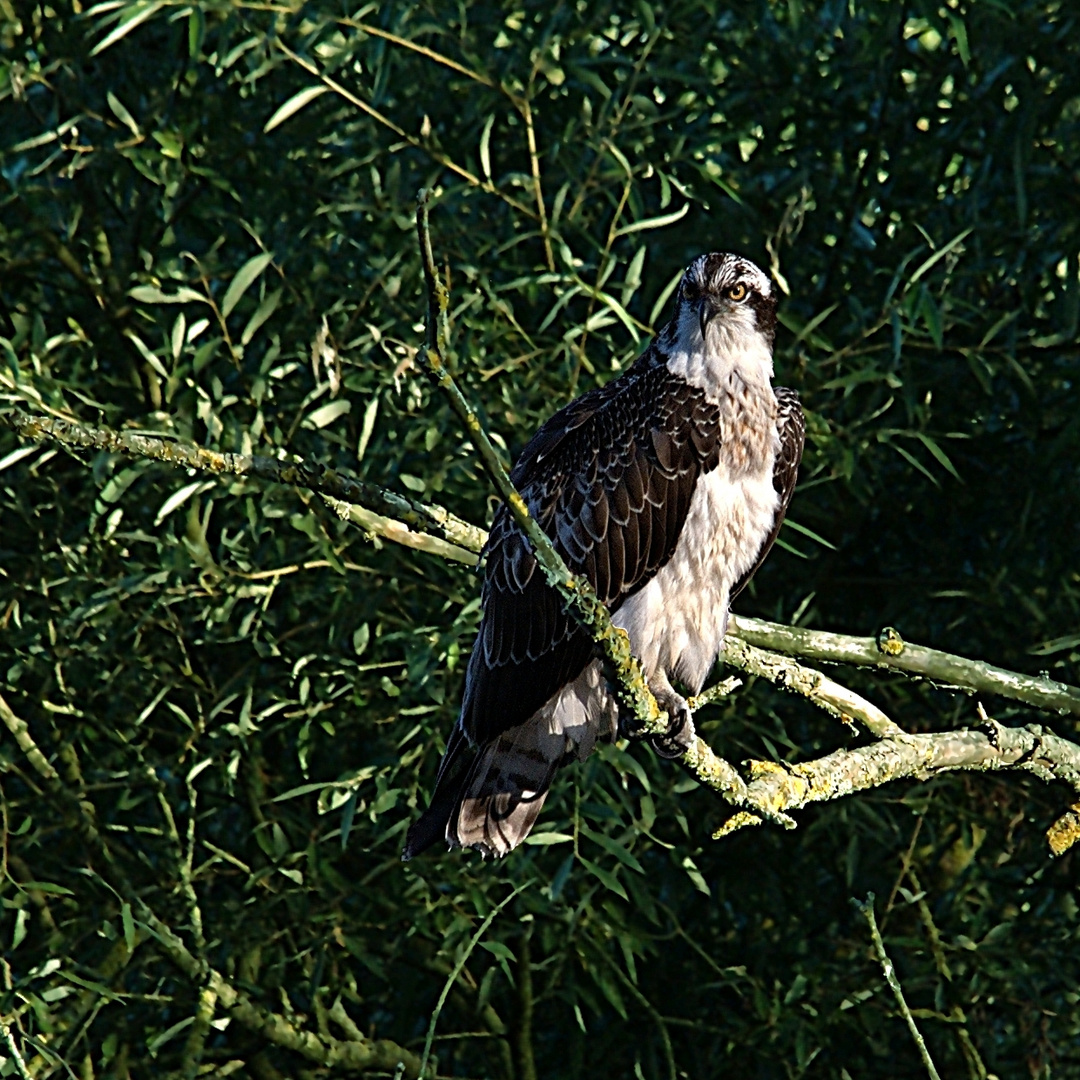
[403,252,804,859]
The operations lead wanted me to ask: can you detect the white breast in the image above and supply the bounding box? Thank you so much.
[612,456,780,695]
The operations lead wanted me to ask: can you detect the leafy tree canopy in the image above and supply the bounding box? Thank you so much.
[1,1,1079,1077]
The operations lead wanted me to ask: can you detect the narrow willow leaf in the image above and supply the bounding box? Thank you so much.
[681,856,712,896]
[791,303,838,346]
[241,287,282,345]
[524,832,574,845]
[12,908,28,950]
[0,445,40,474]
[648,269,683,327]
[948,13,970,65]
[782,518,837,550]
[154,480,209,525]
[90,1,165,56]
[908,227,973,285]
[915,432,962,481]
[147,1016,194,1056]
[128,284,205,304]
[590,288,640,343]
[620,245,646,308]
[356,396,379,461]
[121,902,135,951]
[479,114,495,181]
[888,440,940,486]
[340,789,359,850]
[578,856,628,900]
[106,91,139,135]
[18,881,74,896]
[580,826,644,874]
[264,86,330,133]
[613,202,688,238]
[305,399,350,429]
[123,329,169,378]
[171,313,186,361]
[221,253,274,318]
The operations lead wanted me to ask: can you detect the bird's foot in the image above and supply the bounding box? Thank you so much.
[649,686,695,759]
[618,688,695,758]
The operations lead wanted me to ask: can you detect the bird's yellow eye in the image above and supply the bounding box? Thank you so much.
[728,282,748,301]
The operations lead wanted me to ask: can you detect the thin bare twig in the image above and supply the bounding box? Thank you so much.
[419,885,526,1079]
[853,893,942,1080]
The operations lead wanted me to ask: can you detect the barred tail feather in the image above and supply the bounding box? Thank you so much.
[403,661,617,860]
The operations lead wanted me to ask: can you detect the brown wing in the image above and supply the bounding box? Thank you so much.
[459,351,723,746]
[730,386,805,600]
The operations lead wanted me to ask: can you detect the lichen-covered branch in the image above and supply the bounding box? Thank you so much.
[713,715,1080,852]
[415,190,666,740]
[720,637,905,739]
[5,410,1075,724]
[0,693,422,1077]
[729,615,1080,718]
[323,495,476,565]
[0,408,484,557]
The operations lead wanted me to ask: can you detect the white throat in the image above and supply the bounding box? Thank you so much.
[662,305,774,401]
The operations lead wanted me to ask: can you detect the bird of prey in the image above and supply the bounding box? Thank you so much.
[403,252,804,860]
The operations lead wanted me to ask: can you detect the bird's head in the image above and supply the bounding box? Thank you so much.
[669,252,777,352]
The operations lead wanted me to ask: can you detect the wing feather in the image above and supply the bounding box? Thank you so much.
[461,353,724,744]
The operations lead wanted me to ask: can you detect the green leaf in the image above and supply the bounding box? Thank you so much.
[147,1016,194,1056]
[648,269,683,327]
[914,432,962,481]
[91,1,165,56]
[221,253,274,318]
[340,789,359,850]
[106,91,139,135]
[305,399,350,429]
[524,832,574,845]
[123,329,170,378]
[154,480,211,525]
[121,902,136,951]
[790,303,838,347]
[241,288,282,345]
[18,881,75,896]
[357,396,380,462]
[613,202,689,238]
[264,86,331,133]
[681,856,711,896]
[908,227,973,285]
[129,284,206,305]
[11,909,28,950]
[948,13,970,65]
[579,856,628,900]
[580,826,644,874]
[887,440,940,486]
[479,114,495,180]
[0,445,39,474]
[782,518,837,550]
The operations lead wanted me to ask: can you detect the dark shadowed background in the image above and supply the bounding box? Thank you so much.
[2,1,1079,1077]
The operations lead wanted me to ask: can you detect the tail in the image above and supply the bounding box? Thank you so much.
[402,660,617,860]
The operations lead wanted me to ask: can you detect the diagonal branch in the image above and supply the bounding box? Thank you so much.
[5,408,1074,719]
[0,408,482,561]
[414,190,777,817]
[0,692,424,1077]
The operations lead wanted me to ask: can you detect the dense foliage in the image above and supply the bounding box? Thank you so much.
[2,1,1079,1077]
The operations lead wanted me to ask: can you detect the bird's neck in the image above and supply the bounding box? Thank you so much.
[659,309,774,403]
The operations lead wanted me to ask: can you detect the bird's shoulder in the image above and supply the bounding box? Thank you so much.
[509,348,721,500]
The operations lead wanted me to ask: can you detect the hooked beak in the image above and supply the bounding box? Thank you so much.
[698,296,722,340]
